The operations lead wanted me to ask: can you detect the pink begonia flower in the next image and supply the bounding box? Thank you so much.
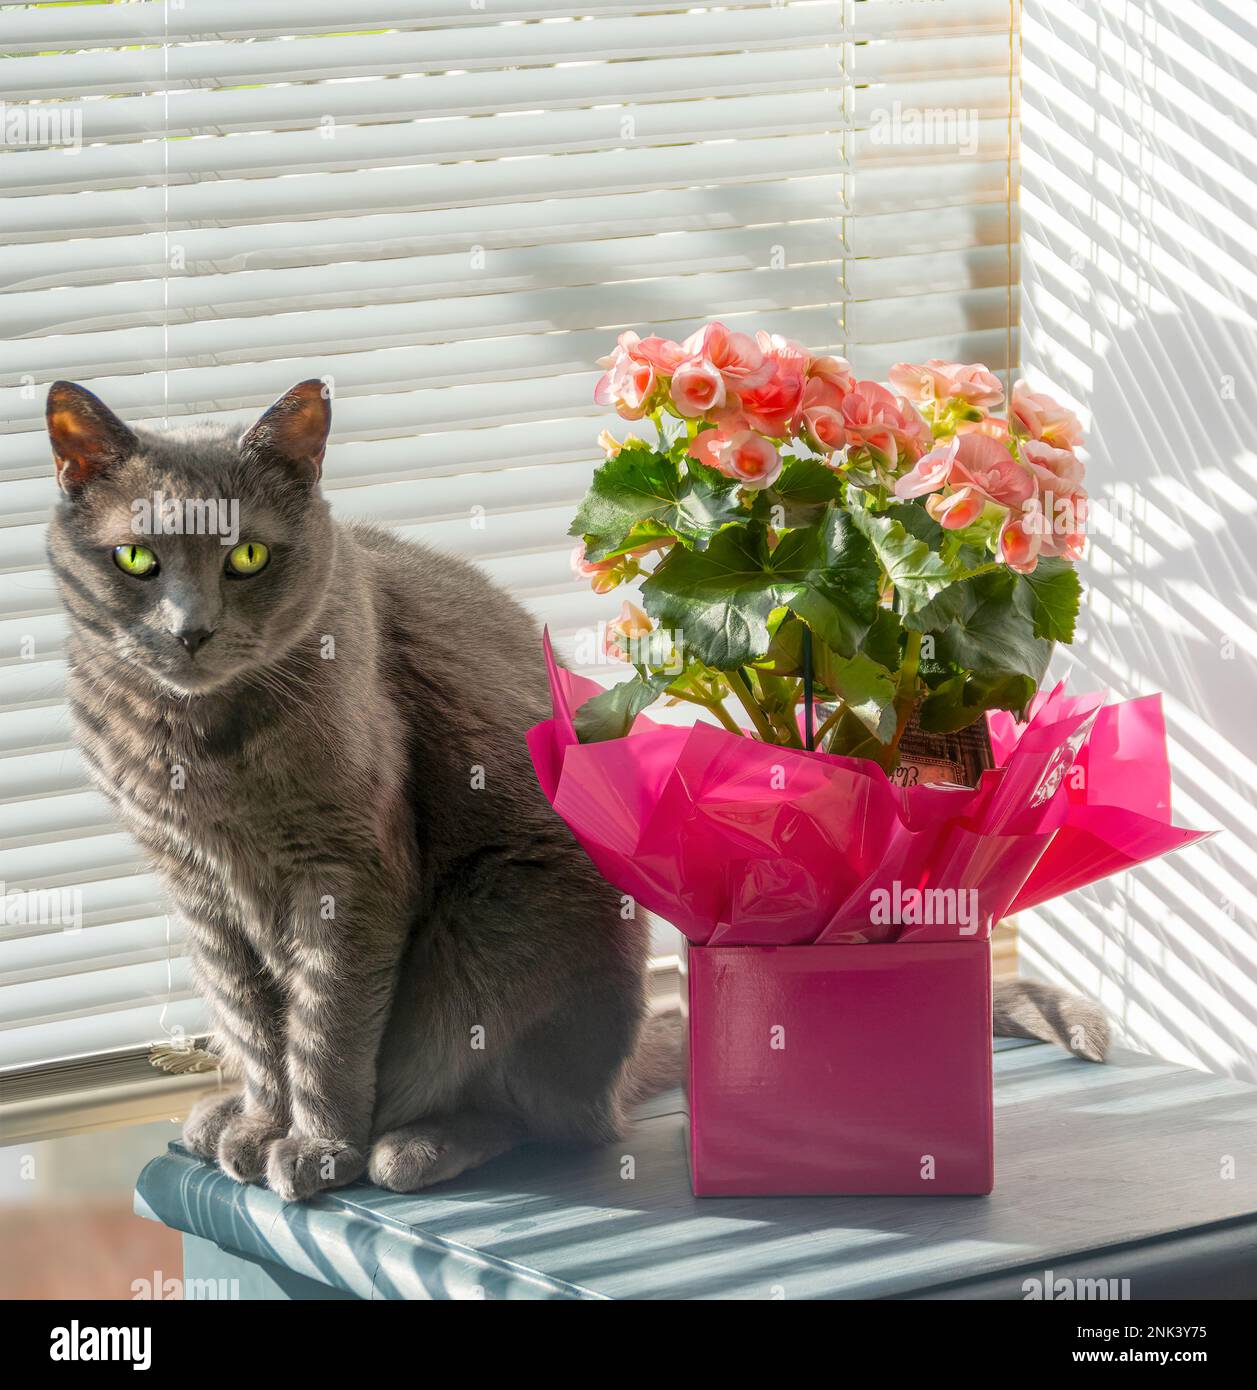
[688,422,731,470]
[679,322,774,392]
[999,511,1043,573]
[799,376,849,453]
[593,331,656,420]
[633,335,687,375]
[948,431,1035,509]
[956,415,1012,442]
[926,485,986,530]
[571,540,621,594]
[808,353,856,394]
[729,332,808,437]
[894,437,960,498]
[571,538,671,595]
[1010,380,1084,451]
[1021,438,1086,491]
[670,357,727,417]
[1031,487,1089,562]
[604,600,654,662]
[690,423,782,490]
[841,381,931,469]
[1019,439,1088,562]
[719,431,783,489]
[889,359,1005,411]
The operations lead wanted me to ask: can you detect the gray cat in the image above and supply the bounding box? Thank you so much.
[45,379,1109,1201]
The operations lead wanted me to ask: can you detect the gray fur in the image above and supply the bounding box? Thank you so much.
[48,380,648,1199]
[47,380,1107,1201]
[993,976,1110,1062]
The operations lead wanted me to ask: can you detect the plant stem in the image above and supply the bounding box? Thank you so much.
[706,699,746,737]
[753,670,804,748]
[728,668,778,743]
[664,689,745,736]
[813,700,847,747]
[770,710,804,749]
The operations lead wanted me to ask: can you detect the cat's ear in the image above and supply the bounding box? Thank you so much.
[47,381,138,495]
[238,380,331,483]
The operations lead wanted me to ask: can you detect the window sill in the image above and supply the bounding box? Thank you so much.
[1,1045,220,1147]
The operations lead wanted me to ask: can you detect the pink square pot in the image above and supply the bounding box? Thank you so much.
[682,939,994,1196]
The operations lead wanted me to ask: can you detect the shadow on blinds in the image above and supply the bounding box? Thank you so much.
[1020,0,1257,1082]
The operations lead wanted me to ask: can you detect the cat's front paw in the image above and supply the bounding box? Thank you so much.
[217,1112,286,1184]
[182,1089,243,1159]
[265,1135,365,1202]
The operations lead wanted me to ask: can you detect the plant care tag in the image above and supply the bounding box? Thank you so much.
[894,709,995,789]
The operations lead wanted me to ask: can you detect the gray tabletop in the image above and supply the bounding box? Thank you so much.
[136,1039,1257,1299]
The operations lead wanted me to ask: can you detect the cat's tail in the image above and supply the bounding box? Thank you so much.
[621,1002,685,1104]
[622,979,1110,1102]
[993,977,1110,1061]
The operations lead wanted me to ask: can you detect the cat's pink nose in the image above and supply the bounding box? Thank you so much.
[174,627,214,655]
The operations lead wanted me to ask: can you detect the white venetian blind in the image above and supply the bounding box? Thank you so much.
[0,0,1019,1080]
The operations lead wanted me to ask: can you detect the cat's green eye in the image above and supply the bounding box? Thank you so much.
[113,544,158,578]
[226,541,269,577]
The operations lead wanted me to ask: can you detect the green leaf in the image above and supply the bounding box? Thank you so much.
[754,611,807,677]
[642,517,880,670]
[754,669,798,719]
[811,645,898,742]
[573,672,670,743]
[917,670,1038,733]
[823,705,893,764]
[901,580,975,634]
[570,443,745,562]
[859,606,904,673]
[847,504,958,615]
[681,458,754,535]
[1017,556,1081,643]
[931,568,1055,693]
[782,508,881,658]
[750,455,845,529]
[641,525,788,669]
[884,500,943,547]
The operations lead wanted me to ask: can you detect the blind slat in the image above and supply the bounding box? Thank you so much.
[0,958,194,1031]
[6,37,1010,146]
[4,92,1016,199]
[1,916,182,983]
[1,6,847,98]
[4,224,841,338]
[0,266,847,379]
[0,306,845,443]
[3,134,846,239]
[6,240,1015,345]
[1,1001,206,1072]
[1,0,1013,50]
[1,178,842,291]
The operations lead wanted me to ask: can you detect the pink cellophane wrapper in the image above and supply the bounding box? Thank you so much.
[527,631,1211,945]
